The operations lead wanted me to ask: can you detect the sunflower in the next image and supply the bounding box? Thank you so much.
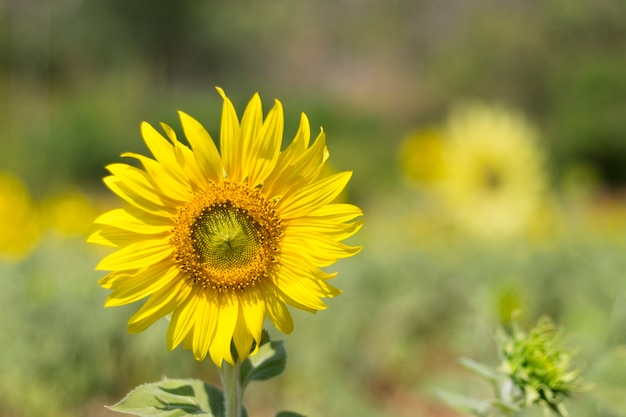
[0,172,40,260]
[89,88,362,366]
[42,189,99,237]
[437,103,546,240]
[399,128,446,188]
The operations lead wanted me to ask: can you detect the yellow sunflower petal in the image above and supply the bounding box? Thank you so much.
[247,99,283,186]
[235,92,262,182]
[271,112,311,172]
[105,163,182,214]
[105,164,172,206]
[192,290,220,361]
[209,293,239,366]
[233,312,254,361]
[161,122,207,190]
[261,282,294,333]
[167,287,203,350]
[290,129,328,181]
[87,225,171,248]
[127,278,190,333]
[98,271,130,289]
[277,171,352,218]
[121,152,192,202]
[103,176,173,217]
[179,111,224,182]
[274,272,334,311]
[140,122,189,184]
[93,208,173,234]
[278,263,342,300]
[279,252,337,281]
[88,227,146,248]
[96,240,172,271]
[216,87,243,181]
[281,236,362,267]
[235,290,265,358]
[182,329,194,350]
[307,203,364,223]
[105,263,178,306]
[273,290,316,313]
[265,129,327,198]
[160,122,178,142]
[287,219,363,241]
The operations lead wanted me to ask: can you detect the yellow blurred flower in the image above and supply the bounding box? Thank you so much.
[0,172,40,260]
[89,88,362,366]
[437,103,546,240]
[41,190,100,237]
[583,196,626,238]
[526,199,566,244]
[399,128,445,187]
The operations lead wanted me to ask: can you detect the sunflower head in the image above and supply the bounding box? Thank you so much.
[437,103,546,240]
[42,190,98,237]
[89,88,362,366]
[0,172,40,260]
[399,128,446,187]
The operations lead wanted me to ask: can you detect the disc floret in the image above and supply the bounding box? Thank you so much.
[173,180,282,292]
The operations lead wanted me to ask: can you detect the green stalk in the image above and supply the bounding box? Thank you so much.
[220,361,243,417]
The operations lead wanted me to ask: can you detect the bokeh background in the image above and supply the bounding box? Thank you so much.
[2,0,626,416]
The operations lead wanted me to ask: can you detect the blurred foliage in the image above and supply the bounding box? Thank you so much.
[425,0,626,185]
[2,0,626,416]
[2,0,626,192]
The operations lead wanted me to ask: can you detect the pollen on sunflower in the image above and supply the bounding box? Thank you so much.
[88,88,363,366]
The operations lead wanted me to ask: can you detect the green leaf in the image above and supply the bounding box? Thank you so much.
[240,340,287,389]
[458,358,500,383]
[436,391,491,417]
[275,412,306,417]
[106,378,225,417]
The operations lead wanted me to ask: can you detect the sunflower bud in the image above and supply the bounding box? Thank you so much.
[498,317,583,415]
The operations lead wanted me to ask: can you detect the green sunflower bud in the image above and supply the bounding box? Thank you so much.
[497,316,583,415]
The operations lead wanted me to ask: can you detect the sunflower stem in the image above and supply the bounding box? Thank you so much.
[220,360,243,417]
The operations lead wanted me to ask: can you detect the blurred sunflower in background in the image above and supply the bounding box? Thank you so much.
[41,190,100,237]
[399,128,446,188]
[89,88,362,366]
[0,172,41,260]
[436,103,547,240]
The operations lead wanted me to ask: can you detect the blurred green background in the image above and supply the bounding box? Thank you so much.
[1,0,626,416]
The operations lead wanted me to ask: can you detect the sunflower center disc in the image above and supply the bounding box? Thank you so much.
[172,181,282,292]
[483,167,503,190]
[191,204,262,270]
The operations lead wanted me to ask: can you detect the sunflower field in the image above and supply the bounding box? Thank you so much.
[1,1,626,417]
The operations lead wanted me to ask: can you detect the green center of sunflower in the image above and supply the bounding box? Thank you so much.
[191,204,262,269]
[483,167,503,190]
[172,181,282,292]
